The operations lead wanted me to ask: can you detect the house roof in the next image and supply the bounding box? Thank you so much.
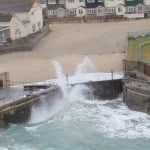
[0,14,13,22]
[86,0,104,8]
[0,0,36,13]
[125,0,144,6]
[77,6,86,9]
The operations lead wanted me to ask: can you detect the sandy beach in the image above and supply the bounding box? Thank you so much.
[0,19,149,83]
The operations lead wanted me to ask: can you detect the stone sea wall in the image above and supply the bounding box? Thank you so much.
[0,25,49,54]
[123,59,150,114]
[123,81,150,114]
[0,79,123,128]
[84,79,123,100]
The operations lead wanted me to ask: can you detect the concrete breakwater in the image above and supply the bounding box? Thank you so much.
[0,85,61,128]
[0,78,123,128]
[72,79,122,100]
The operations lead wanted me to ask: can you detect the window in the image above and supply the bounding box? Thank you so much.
[37,22,41,28]
[48,0,56,4]
[98,0,103,2]
[48,9,57,16]
[32,23,36,32]
[98,8,103,14]
[78,9,83,14]
[146,5,150,12]
[79,0,83,2]
[68,9,76,16]
[107,7,115,13]
[137,5,143,12]
[118,7,122,13]
[87,8,96,14]
[15,29,20,34]
[87,0,95,3]
[0,31,6,42]
[59,0,64,4]
[126,6,135,13]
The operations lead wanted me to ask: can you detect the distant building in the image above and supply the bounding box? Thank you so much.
[144,0,150,5]
[0,0,43,36]
[144,0,150,18]
[46,0,150,19]
[47,0,66,17]
[65,0,86,17]
[40,0,47,8]
[77,6,86,17]
[86,0,105,17]
[124,0,145,19]
[104,0,125,16]
[0,14,27,44]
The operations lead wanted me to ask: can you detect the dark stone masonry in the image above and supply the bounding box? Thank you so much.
[123,60,150,114]
[0,79,123,128]
[123,80,150,114]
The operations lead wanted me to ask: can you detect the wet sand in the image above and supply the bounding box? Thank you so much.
[0,19,149,83]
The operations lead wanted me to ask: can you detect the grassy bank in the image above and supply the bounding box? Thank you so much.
[128,36,150,61]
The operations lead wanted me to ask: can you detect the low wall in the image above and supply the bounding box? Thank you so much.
[0,86,60,128]
[87,79,122,100]
[46,16,125,24]
[0,26,49,54]
[71,79,123,100]
[0,79,123,128]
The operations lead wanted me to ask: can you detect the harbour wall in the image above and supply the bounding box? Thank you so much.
[77,79,123,100]
[0,79,123,128]
[123,60,150,114]
[123,80,150,114]
[0,86,61,128]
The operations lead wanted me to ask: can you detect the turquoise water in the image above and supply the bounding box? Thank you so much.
[0,98,150,150]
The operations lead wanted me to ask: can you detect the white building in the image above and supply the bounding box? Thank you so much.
[65,0,86,17]
[74,6,86,17]
[124,0,145,19]
[144,0,150,14]
[144,0,150,5]
[65,0,86,9]
[0,0,43,35]
[104,0,125,15]
[0,15,27,42]
[96,6,106,17]
[85,0,105,17]
[47,0,66,17]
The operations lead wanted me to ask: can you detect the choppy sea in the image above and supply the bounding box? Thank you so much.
[1,57,150,150]
[0,96,150,150]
